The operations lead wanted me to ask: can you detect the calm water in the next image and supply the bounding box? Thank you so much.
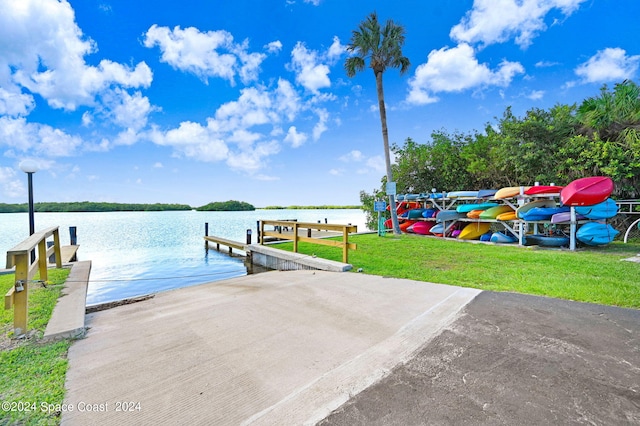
[0,209,368,305]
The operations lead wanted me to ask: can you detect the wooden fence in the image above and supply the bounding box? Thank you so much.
[4,226,63,336]
[259,220,357,263]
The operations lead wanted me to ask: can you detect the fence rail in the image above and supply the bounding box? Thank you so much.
[4,226,62,336]
[259,220,357,263]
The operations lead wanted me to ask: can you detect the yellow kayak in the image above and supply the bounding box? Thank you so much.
[458,222,491,240]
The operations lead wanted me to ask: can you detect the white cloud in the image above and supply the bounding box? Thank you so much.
[366,155,386,174]
[327,36,346,62]
[153,162,163,168]
[535,60,559,68]
[0,166,23,198]
[0,117,82,157]
[289,42,331,93]
[102,89,156,132]
[407,43,524,105]
[143,25,267,85]
[339,150,364,162]
[574,48,640,84]
[265,40,283,54]
[288,38,345,94]
[304,0,321,5]
[0,88,35,117]
[225,140,281,172]
[312,108,329,140]
[527,90,545,100]
[337,150,385,175]
[450,0,587,49]
[0,0,152,111]
[151,121,229,163]
[284,126,307,148]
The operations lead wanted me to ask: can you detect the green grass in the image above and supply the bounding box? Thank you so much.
[276,233,640,309]
[1,268,72,425]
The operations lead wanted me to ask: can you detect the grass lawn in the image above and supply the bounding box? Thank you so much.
[275,233,640,309]
[1,268,71,425]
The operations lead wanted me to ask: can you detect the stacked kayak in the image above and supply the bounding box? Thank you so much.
[386,176,619,248]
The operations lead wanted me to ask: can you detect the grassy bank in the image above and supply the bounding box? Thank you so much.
[1,268,71,425]
[276,233,640,309]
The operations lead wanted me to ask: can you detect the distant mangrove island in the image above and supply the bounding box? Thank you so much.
[0,200,361,213]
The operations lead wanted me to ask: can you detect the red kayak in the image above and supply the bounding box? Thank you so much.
[560,176,614,206]
[525,185,564,195]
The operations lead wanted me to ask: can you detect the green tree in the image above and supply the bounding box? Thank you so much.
[574,80,640,197]
[345,11,410,235]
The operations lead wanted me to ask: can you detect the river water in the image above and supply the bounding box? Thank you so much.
[0,209,368,305]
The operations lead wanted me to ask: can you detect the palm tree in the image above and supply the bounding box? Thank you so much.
[345,12,410,235]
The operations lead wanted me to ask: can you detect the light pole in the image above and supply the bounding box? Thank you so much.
[19,159,39,237]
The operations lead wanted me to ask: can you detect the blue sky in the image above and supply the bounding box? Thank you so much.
[0,0,638,207]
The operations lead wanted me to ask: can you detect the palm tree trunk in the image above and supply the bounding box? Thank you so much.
[375,70,401,235]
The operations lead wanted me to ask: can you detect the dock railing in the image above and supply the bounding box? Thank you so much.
[259,220,357,263]
[4,226,63,336]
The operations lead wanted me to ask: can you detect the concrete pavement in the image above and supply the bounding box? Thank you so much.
[62,270,480,425]
[320,291,640,425]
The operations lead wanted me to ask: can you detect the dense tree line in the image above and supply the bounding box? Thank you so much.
[361,80,640,227]
[196,200,255,211]
[0,202,193,213]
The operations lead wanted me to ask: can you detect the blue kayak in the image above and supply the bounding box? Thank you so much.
[490,231,518,243]
[575,198,618,220]
[519,206,570,221]
[456,202,499,213]
[576,222,619,245]
[524,234,570,247]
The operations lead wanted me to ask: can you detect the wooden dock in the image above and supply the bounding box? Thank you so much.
[204,236,246,254]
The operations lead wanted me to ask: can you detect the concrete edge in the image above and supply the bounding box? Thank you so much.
[246,244,352,272]
[43,260,91,341]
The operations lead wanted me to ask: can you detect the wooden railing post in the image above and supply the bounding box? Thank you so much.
[53,228,62,268]
[13,253,29,336]
[38,239,48,283]
[260,221,264,244]
[343,226,349,263]
[293,222,299,253]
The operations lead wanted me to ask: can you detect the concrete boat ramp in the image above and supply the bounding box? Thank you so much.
[62,270,479,425]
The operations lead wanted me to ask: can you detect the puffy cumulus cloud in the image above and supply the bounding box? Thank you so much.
[450,0,587,49]
[149,83,292,174]
[288,38,345,93]
[143,25,269,85]
[226,140,281,173]
[148,63,336,175]
[0,88,35,117]
[265,40,283,54]
[574,48,640,84]
[0,0,152,111]
[0,166,24,198]
[407,43,524,105]
[151,121,230,163]
[284,126,308,148]
[0,117,82,157]
[101,89,157,133]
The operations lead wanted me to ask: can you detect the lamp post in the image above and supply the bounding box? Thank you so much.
[19,159,39,237]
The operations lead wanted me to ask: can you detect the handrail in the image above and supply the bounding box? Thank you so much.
[259,220,357,263]
[4,226,62,336]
